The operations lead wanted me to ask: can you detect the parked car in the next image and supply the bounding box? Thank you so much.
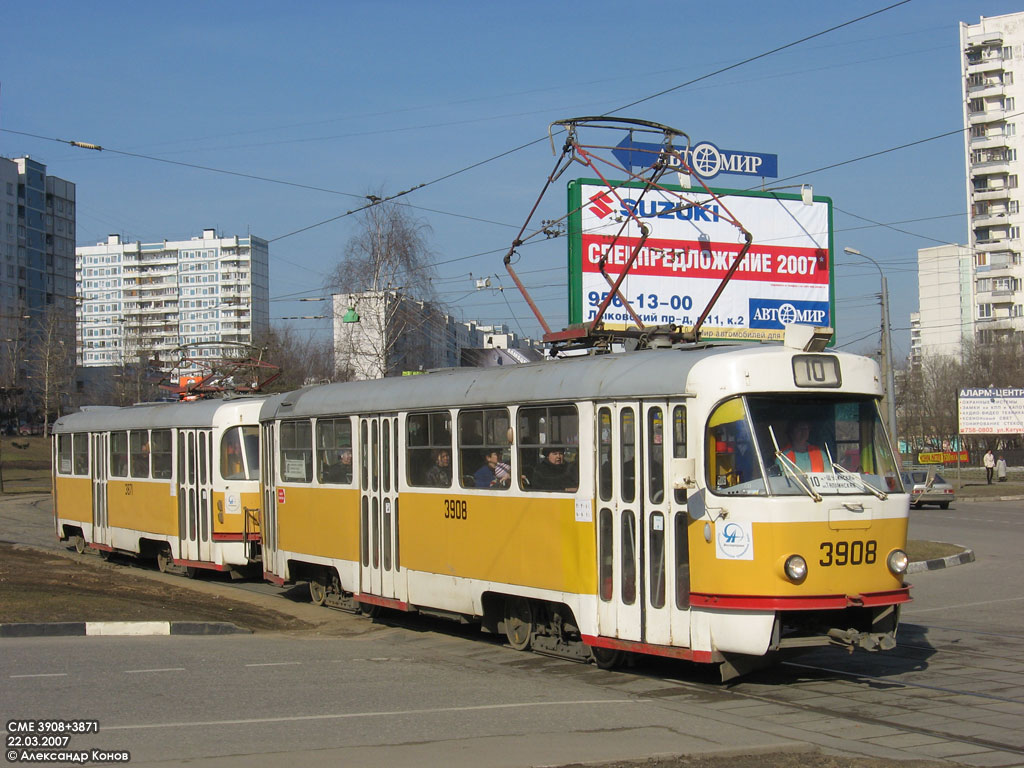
[901,469,955,509]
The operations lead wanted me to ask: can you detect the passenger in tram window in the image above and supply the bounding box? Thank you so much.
[322,448,353,484]
[780,420,831,473]
[530,447,578,492]
[732,426,757,484]
[425,448,451,487]
[474,450,510,489]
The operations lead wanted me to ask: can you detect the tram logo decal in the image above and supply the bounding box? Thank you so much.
[716,521,753,560]
[749,298,830,330]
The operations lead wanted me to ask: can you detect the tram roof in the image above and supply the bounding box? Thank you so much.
[52,396,266,433]
[267,345,760,420]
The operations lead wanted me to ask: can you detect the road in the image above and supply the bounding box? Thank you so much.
[2,493,1023,767]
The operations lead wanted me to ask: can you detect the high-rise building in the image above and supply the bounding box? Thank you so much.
[913,244,973,363]
[0,157,77,413]
[75,229,270,371]
[961,13,1024,344]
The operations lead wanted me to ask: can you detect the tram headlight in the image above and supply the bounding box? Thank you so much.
[887,549,909,575]
[784,554,808,583]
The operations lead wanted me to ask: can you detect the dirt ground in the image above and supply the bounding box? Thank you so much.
[0,541,953,768]
[0,542,314,631]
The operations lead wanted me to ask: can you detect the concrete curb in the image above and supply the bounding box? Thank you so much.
[956,493,1024,502]
[906,547,976,574]
[0,621,251,638]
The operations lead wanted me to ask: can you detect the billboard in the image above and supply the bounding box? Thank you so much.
[958,388,1024,434]
[567,180,835,342]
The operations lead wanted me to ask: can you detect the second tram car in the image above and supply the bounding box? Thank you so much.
[257,335,910,675]
[52,397,263,575]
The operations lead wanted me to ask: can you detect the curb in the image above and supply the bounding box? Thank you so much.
[956,494,1024,502]
[0,621,251,638]
[907,548,976,574]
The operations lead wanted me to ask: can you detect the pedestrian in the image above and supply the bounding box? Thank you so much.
[996,454,1007,482]
[984,449,995,484]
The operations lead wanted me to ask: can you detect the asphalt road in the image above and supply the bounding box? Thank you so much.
[2,493,1022,767]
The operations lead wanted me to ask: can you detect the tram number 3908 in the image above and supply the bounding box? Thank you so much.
[819,540,876,566]
[444,499,468,520]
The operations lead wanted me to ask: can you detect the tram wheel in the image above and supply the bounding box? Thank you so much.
[590,647,624,670]
[156,550,172,573]
[98,549,111,561]
[184,566,199,579]
[72,536,86,555]
[503,597,533,651]
[309,578,328,606]
[359,601,381,619]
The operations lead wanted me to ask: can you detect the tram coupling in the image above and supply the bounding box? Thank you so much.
[826,627,898,653]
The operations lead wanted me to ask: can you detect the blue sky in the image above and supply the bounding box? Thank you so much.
[2,0,1019,360]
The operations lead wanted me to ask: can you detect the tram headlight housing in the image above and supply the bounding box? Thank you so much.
[784,554,808,583]
[887,549,909,575]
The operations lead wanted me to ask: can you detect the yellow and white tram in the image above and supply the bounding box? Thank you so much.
[52,397,263,576]
[259,333,910,674]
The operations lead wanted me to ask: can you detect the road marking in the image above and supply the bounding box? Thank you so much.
[125,668,186,674]
[10,673,68,678]
[903,595,1024,614]
[244,661,301,667]
[99,700,639,732]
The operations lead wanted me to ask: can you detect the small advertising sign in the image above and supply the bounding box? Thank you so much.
[958,388,1024,434]
[567,180,835,342]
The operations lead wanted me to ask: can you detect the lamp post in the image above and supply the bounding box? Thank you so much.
[843,247,898,447]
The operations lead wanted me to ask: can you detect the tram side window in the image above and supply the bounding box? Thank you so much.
[279,420,313,483]
[316,418,353,485]
[73,433,89,476]
[110,431,128,477]
[458,408,511,490]
[130,430,151,478]
[672,406,687,504]
[151,430,173,479]
[57,434,73,475]
[518,404,579,493]
[407,411,451,487]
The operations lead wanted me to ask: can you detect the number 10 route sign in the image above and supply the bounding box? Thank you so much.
[567,179,835,342]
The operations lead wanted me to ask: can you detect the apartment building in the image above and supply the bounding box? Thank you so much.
[76,229,270,370]
[961,12,1024,343]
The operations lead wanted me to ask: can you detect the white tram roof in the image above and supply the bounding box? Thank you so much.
[52,396,267,434]
[265,345,880,421]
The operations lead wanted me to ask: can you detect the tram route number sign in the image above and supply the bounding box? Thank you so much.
[958,388,1024,434]
[567,180,836,343]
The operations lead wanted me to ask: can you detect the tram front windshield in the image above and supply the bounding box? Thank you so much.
[707,395,903,497]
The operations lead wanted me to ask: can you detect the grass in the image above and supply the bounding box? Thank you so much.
[0,436,52,493]
[906,539,965,562]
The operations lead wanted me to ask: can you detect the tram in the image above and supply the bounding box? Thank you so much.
[51,397,263,576]
[258,328,910,676]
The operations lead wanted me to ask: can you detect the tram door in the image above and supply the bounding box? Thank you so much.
[91,432,109,548]
[177,429,214,564]
[595,401,691,647]
[260,422,280,579]
[358,415,403,602]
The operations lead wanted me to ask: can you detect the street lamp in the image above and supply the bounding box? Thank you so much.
[843,247,898,447]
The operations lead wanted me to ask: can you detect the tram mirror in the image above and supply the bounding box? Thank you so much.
[687,488,706,521]
[671,457,696,490]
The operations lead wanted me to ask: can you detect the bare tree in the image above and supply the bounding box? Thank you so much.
[25,307,77,435]
[325,199,445,379]
[252,326,335,392]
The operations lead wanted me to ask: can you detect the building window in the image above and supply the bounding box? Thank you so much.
[1006,97,1016,111]
[979,303,994,320]
[1004,46,1014,60]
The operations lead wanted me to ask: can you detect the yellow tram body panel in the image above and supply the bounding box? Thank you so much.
[688,516,908,598]
[106,480,178,537]
[211,490,262,535]
[400,493,598,595]
[277,487,360,561]
[53,476,92,524]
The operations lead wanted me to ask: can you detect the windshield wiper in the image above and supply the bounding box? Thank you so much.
[769,425,822,502]
[824,444,888,500]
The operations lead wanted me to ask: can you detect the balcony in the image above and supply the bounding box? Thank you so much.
[972,211,1009,226]
[966,58,1006,75]
[969,107,1007,125]
[971,133,1011,149]
[972,186,1013,202]
[975,238,1013,252]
